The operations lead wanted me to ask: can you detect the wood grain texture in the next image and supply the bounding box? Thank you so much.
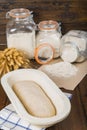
[0,0,87,46]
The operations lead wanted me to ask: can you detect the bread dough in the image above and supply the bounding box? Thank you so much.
[12,80,56,118]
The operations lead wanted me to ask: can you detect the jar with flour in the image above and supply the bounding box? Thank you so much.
[6,8,36,59]
[60,30,87,63]
[36,20,62,58]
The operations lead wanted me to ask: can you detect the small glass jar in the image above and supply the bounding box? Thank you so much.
[60,30,87,62]
[6,8,36,59]
[36,20,62,58]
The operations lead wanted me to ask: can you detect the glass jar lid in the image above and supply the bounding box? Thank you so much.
[7,8,31,19]
[38,20,59,31]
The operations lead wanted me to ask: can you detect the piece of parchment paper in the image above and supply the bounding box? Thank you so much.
[38,59,87,90]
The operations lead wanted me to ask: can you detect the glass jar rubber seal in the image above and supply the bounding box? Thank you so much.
[6,8,31,19]
[34,43,54,64]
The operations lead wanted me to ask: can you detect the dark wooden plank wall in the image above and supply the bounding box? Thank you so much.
[0,0,87,49]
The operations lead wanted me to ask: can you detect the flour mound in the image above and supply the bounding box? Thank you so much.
[41,62,78,78]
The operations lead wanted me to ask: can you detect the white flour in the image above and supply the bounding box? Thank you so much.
[62,30,87,52]
[41,62,78,78]
[7,32,35,59]
[61,30,87,62]
[36,31,61,58]
[61,43,79,63]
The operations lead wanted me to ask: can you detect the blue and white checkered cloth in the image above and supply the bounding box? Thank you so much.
[0,92,72,130]
[0,104,45,130]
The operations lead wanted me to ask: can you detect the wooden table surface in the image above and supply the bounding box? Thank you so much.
[0,73,87,130]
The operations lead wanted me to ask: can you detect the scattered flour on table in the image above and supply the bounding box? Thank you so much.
[41,61,78,77]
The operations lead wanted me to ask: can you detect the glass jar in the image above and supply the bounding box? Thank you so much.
[36,20,62,58]
[60,30,87,63]
[6,8,36,59]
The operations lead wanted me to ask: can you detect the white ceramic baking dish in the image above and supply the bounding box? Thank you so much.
[1,69,71,128]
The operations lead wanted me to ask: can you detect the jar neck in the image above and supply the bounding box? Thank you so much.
[39,29,58,33]
[38,21,61,33]
[10,15,32,22]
